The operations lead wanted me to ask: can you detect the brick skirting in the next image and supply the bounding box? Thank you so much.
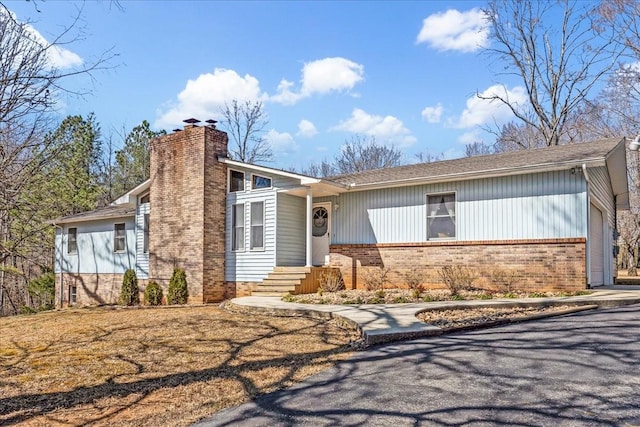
[329,238,587,292]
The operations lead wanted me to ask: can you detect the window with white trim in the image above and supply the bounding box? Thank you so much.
[232,203,245,251]
[67,228,77,254]
[427,193,456,239]
[114,223,126,252]
[250,201,265,250]
[251,174,272,190]
[229,170,245,192]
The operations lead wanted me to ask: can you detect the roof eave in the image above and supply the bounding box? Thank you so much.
[345,158,607,191]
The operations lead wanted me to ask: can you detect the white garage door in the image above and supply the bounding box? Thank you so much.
[590,204,604,287]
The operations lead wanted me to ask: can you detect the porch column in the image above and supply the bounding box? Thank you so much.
[305,187,313,267]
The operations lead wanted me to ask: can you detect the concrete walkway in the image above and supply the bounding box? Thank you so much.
[224,286,640,346]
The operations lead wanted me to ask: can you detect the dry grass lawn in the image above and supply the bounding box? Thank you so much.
[0,305,358,426]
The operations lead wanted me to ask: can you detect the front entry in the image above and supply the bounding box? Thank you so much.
[312,203,331,266]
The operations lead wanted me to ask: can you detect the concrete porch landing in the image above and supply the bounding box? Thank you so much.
[224,288,640,346]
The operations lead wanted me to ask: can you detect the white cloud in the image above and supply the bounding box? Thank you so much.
[155,68,265,129]
[271,57,364,105]
[421,103,443,123]
[0,8,83,69]
[417,8,489,53]
[332,108,417,147]
[456,84,528,128]
[265,129,298,154]
[458,130,483,144]
[297,119,318,138]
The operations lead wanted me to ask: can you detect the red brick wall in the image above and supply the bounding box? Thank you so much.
[149,125,228,303]
[330,238,587,292]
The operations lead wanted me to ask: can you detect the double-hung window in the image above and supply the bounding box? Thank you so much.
[427,193,456,239]
[232,203,245,251]
[250,201,265,250]
[67,228,77,254]
[114,223,126,252]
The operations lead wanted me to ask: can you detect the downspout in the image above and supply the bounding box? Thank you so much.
[582,164,591,289]
[52,223,64,308]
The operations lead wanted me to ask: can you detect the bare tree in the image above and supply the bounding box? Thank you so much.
[0,4,114,315]
[414,151,444,163]
[219,99,272,164]
[481,0,623,147]
[301,135,404,178]
[334,135,403,175]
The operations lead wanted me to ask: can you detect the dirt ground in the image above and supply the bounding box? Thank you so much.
[0,305,358,426]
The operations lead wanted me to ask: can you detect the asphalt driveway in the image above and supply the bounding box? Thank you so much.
[196,304,640,426]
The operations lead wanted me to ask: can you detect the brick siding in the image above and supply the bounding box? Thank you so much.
[149,125,228,303]
[330,238,587,292]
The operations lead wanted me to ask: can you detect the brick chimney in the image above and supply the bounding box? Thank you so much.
[149,121,228,303]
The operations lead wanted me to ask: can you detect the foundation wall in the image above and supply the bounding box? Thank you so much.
[329,238,587,292]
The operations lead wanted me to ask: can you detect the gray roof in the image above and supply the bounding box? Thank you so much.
[327,138,624,187]
[49,205,136,225]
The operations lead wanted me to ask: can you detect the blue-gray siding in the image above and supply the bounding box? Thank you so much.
[316,170,588,244]
[54,218,136,274]
[276,193,306,266]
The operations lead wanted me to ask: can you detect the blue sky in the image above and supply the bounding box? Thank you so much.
[7,1,530,170]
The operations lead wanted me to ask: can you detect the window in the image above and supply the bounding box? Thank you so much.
[140,193,150,204]
[232,203,245,251]
[67,228,77,254]
[143,214,150,254]
[69,285,77,304]
[427,193,456,239]
[229,170,245,192]
[114,223,126,252]
[250,202,265,250]
[251,174,272,190]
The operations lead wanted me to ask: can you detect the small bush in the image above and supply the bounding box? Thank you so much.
[404,269,425,297]
[478,293,494,300]
[144,281,163,306]
[282,293,295,302]
[490,269,518,292]
[119,269,140,306]
[362,267,391,291]
[167,268,189,305]
[438,265,476,296]
[318,270,345,293]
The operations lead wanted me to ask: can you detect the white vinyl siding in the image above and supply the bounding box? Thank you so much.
[276,193,306,266]
[135,200,150,279]
[315,170,588,244]
[225,165,302,282]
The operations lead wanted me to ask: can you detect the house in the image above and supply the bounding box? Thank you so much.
[51,121,630,306]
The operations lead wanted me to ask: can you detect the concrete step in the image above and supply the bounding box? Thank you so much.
[254,284,297,292]
[262,278,301,286]
[273,266,311,274]
[265,273,307,280]
[250,291,289,297]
